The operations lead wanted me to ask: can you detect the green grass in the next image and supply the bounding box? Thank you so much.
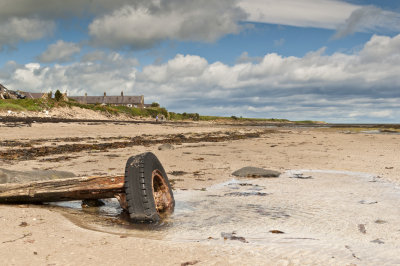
[66,99,168,118]
[1,98,324,123]
[0,102,26,112]
[0,99,44,112]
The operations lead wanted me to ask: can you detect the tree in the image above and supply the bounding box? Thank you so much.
[151,102,160,107]
[54,90,62,101]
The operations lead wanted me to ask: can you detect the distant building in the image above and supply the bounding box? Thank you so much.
[69,92,144,108]
[1,87,144,107]
[19,91,47,99]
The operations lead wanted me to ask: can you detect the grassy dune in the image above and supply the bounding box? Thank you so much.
[0,98,322,123]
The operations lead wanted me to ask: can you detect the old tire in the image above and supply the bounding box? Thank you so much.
[124,152,175,223]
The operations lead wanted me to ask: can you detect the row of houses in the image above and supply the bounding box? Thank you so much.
[69,92,145,108]
[0,84,148,108]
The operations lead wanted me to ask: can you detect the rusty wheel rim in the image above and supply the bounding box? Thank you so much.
[152,170,173,214]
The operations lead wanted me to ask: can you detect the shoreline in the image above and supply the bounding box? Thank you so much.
[1,115,400,130]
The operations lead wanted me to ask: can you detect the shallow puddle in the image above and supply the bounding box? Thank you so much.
[46,169,400,264]
[48,178,284,241]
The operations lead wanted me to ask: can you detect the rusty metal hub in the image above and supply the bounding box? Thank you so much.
[152,169,174,213]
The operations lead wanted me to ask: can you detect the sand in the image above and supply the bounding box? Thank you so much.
[0,106,144,121]
[0,121,400,265]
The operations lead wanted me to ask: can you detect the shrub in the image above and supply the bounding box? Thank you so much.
[158,107,168,118]
[168,112,181,120]
[168,112,199,121]
[54,90,62,101]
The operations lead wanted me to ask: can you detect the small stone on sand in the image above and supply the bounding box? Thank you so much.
[371,239,385,244]
[158,143,174,150]
[232,167,280,178]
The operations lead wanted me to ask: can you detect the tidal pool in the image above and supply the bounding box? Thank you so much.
[46,169,400,264]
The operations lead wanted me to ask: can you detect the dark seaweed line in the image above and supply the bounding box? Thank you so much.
[0,136,132,148]
[0,116,190,125]
[0,130,262,148]
[0,132,263,161]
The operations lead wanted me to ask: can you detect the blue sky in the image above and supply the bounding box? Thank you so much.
[1,0,400,123]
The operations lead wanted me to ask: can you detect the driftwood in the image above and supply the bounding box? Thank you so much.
[0,152,175,223]
[0,175,124,203]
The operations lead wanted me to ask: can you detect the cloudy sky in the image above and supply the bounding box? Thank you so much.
[1,0,400,123]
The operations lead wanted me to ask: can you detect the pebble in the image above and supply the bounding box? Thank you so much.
[158,143,175,151]
[232,166,281,178]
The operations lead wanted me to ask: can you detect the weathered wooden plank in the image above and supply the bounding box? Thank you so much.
[0,175,125,203]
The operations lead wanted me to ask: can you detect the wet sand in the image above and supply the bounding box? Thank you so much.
[1,121,400,265]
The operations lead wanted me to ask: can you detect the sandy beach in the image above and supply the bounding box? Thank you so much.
[1,120,400,265]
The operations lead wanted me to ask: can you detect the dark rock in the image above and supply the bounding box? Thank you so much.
[358,224,366,234]
[168,171,187,176]
[289,173,312,179]
[181,260,200,266]
[371,238,385,244]
[232,167,280,178]
[224,192,268,197]
[177,134,186,139]
[19,222,28,227]
[221,232,248,243]
[359,200,378,205]
[269,230,285,234]
[158,143,174,151]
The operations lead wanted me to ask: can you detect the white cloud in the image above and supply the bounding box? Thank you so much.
[359,34,400,62]
[0,17,55,50]
[12,63,45,90]
[2,33,400,122]
[2,0,400,51]
[38,40,81,63]
[1,0,357,32]
[238,0,359,29]
[89,1,246,49]
[0,0,246,50]
[139,54,208,83]
[81,51,107,62]
[0,0,139,18]
[236,52,263,64]
[334,6,400,39]
[239,1,400,38]
[2,52,138,95]
[81,50,140,67]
